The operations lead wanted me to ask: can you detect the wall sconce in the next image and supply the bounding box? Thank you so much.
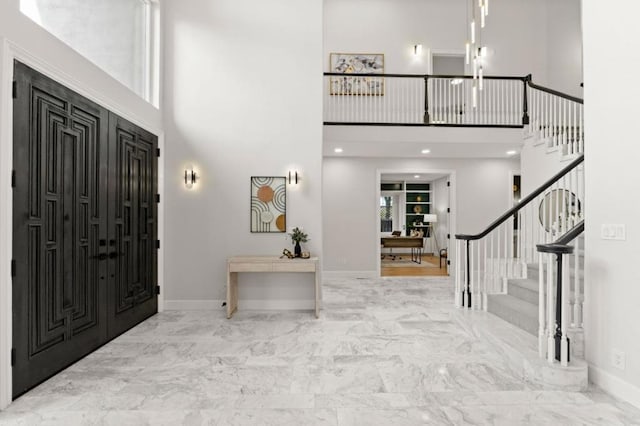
[413,44,423,56]
[184,166,197,189]
[288,170,299,185]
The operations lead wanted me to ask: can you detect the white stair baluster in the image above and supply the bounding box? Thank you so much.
[455,240,461,306]
[483,238,488,310]
[561,254,569,366]
[547,254,556,363]
[538,252,546,358]
[575,236,583,328]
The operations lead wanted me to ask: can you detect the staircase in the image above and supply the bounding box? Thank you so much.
[488,240,584,352]
[488,265,539,336]
[454,79,586,388]
[322,70,588,382]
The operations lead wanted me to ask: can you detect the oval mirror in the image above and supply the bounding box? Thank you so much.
[538,189,582,233]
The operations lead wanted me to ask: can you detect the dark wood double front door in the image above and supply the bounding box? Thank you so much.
[11,61,158,398]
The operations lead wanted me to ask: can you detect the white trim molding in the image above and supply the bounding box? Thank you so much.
[164,299,318,312]
[322,271,377,280]
[0,37,14,412]
[589,365,640,409]
[164,300,225,311]
[0,38,165,410]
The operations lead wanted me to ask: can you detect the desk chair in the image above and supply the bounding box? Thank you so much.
[439,248,448,268]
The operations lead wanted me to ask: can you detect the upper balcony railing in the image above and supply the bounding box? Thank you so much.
[323,72,530,128]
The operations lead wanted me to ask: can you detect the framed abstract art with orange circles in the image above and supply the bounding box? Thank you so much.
[250,176,286,233]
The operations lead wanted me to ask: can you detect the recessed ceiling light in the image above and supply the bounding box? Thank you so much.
[414,175,420,179]
[334,148,343,153]
[506,150,517,156]
[421,149,431,154]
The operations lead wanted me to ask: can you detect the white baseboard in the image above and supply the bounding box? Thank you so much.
[164,299,316,311]
[164,300,224,310]
[241,299,315,310]
[589,365,640,409]
[322,270,377,279]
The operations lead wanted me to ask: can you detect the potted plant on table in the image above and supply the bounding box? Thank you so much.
[289,227,309,258]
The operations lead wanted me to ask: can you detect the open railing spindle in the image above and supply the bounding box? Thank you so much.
[456,155,584,311]
[324,72,530,126]
[526,79,584,156]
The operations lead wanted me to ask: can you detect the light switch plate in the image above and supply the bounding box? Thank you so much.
[601,224,626,241]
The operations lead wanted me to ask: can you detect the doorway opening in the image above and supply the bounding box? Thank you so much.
[431,54,465,75]
[378,171,453,277]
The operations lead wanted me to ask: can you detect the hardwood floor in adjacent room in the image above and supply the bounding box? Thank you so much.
[381,254,448,277]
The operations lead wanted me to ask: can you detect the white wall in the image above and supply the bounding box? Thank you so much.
[324,0,581,93]
[546,0,583,98]
[583,1,640,407]
[520,140,576,197]
[323,157,518,272]
[324,0,464,75]
[162,0,323,307]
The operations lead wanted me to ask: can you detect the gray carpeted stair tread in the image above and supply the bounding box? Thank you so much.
[507,278,539,304]
[487,294,538,336]
[509,277,538,292]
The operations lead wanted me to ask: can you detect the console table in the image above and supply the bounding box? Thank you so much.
[226,256,320,319]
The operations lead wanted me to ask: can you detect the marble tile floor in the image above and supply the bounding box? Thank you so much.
[2,276,640,425]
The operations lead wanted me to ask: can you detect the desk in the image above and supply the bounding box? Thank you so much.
[380,237,424,263]
[227,256,320,319]
[412,224,438,254]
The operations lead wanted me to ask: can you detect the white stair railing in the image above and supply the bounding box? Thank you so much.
[455,155,584,312]
[526,79,584,156]
[324,73,425,124]
[428,76,525,126]
[323,73,529,126]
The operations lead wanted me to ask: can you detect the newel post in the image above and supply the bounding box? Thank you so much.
[522,74,531,125]
[538,242,573,364]
[423,75,430,124]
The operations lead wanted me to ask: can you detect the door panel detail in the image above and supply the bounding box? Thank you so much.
[12,61,158,398]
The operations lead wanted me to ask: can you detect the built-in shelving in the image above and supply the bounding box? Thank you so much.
[405,183,431,236]
[380,181,432,236]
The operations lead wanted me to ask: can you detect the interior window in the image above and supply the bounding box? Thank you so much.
[20,0,157,104]
[380,196,393,233]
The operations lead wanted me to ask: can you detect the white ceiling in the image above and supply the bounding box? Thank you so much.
[323,125,524,158]
[381,172,448,182]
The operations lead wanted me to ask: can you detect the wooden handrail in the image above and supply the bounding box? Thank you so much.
[537,221,584,254]
[527,79,584,105]
[456,155,584,241]
[323,72,528,80]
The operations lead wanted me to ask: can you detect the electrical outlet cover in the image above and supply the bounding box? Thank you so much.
[612,349,626,370]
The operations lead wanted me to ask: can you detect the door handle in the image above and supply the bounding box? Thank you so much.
[92,253,108,260]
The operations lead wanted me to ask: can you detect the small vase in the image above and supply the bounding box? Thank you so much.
[294,241,302,258]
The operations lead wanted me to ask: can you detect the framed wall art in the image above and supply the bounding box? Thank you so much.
[250,176,286,233]
[329,53,384,96]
